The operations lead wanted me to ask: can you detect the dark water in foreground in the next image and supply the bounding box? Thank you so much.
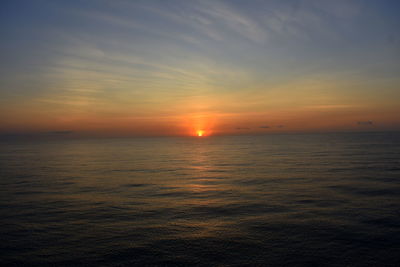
[1,133,399,266]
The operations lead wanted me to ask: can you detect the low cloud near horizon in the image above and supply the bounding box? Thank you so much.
[357,121,373,126]
[46,130,74,135]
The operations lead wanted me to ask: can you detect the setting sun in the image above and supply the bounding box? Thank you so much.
[197,130,204,137]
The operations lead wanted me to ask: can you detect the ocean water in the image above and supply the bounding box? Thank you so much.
[1,132,399,266]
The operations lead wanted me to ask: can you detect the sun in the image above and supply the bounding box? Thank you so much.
[197,130,204,137]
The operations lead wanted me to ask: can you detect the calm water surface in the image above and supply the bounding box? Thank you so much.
[1,133,399,266]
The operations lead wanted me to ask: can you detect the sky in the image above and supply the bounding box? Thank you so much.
[1,0,399,137]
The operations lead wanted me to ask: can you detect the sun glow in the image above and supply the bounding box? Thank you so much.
[197,130,204,137]
[183,113,216,137]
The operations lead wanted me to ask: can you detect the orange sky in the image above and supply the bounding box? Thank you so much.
[1,1,399,138]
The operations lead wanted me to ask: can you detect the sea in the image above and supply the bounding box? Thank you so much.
[1,132,399,266]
